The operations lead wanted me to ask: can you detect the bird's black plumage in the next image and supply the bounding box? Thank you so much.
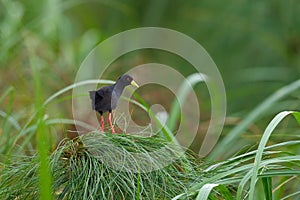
[89,74,138,115]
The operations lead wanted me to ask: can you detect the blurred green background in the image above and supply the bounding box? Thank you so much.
[1,0,300,157]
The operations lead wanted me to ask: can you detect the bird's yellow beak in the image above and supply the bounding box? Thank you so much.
[130,80,139,87]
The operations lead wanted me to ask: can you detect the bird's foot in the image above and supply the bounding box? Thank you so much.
[111,126,115,133]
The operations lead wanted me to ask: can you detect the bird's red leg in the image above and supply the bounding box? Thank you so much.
[101,115,105,132]
[108,112,115,133]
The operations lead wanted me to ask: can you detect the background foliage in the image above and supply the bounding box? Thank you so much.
[1,0,300,199]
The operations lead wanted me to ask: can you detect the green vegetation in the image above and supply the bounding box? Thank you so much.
[0,133,200,199]
[1,0,300,199]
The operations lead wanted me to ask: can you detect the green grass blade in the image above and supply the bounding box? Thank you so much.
[0,110,21,131]
[210,79,300,160]
[36,118,53,200]
[187,148,300,199]
[216,185,234,200]
[44,79,114,106]
[236,169,252,200]
[281,191,300,200]
[248,111,299,200]
[196,183,219,200]
[259,170,300,177]
[27,38,53,200]
[262,177,273,200]
[0,86,14,104]
[167,73,206,131]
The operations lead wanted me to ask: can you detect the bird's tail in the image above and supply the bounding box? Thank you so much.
[89,90,96,110]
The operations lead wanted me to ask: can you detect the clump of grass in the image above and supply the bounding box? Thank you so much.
[0,132,203,200]
[180,111,300,200]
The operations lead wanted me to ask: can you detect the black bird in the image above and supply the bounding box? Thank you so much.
[89,75,139,133]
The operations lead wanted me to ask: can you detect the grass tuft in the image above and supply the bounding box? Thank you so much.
[0,132,202,200]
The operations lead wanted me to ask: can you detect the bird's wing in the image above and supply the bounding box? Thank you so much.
[89,90,104,109]
[95,88,108,100]
[89,85,114,111]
